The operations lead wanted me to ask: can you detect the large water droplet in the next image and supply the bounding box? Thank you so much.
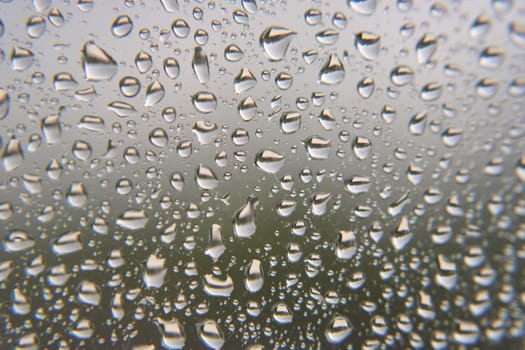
[255,149,285,174]
[260,26,296,61]
[192,91,217,113]
[233,196,258,238]
[192,46,210,84]
[319,54,345,85]
[81,41,117,81]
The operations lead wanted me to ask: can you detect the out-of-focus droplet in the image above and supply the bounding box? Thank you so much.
[26,15,46,38]
[325,315,353,344]
[116,209,148,230]
[348,0,376,15]
[143,254,166,288]
[416,33,438,64]
[81,41,118,81]
[2,138,24,171]
[409,111,427,135]
[197,320,224,350]
[160,0,179,12]
[392,216,413,251]
[390,65,414,86]
[0,89,9,120]
[10,46,35,71]
[357,77,375,99]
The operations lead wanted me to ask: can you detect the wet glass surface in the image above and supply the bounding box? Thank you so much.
[0,0,524,349]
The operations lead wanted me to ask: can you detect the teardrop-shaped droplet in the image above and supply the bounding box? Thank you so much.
[196,164,219,190]
[238,96,257,121]
[353,136,372,160]
[233,197,258,238]
[135,50,153,74]
[205,224,225,262]
[111,15,133,38]
[416,33,438,64]
[409,111,427,135]
[355,32,380,60]
[280,111,302,134]
[259,26,296,61]
[390,65,414,86]
[255,149,285,174]
[234,67,257,93]
[357,77,375,98]
[81,41,118,81]
[392,216,413,251]
[245,259,264,293]
[144,80,165,107]
[319,54,345,85]
[192,46,210,84]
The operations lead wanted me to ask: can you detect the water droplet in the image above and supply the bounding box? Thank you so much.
[192,46,210,84]
[144,80,165,107]
[172,18,190,38]
[148,127,168,147]
[2,138,24,171]
[353,136,372,160]
[143,254,166,288]
[3,230,34,252]
[111,15,133,38]
[416,33,438,64]
[260,26,296,61]
[192,120,218,144]
[196,164,219,189]
[391,216,413,251]
[409,111,427,135]
[420,82,442,101]
[119,76,141,97]
[509,22,525,48]
[72,140,92,161]
[116,209,148,230]
[156,318,185,349]
[390,65,414,86]
[325,315,353,344]
[238,96,257,121]
[316,28,339,45]
[78,280,100,306]
[10,46,35,71]
[197,320,224,350]
[275,72,293,90]
[160,0,179,12]
[70,319,94,339]
[280,111,302,134]
[357,77,375,99]
[0,89,10,120]
[234,67,257,93]
[336,230,357,260]
[479,46,504,69]
[272,302,293,324]
[345,176,371,194]
[255,149,285,174]
[475,78,498,98]
[245,259,264,292]
[355,32,380,60]
[52,230,82,256]
[81,41,117,81]
[224,44,244,62]
[163,57,180,79]
[53,72,78,91]
[233,196,258,238]
[192,91,217,113]
[205,224,225,262]
[26,15,46,38]
[305,135,331,159]
[441,128,463,147]
[319,54,345,85]
[305,8,322,25]
[348,0,376,15]
[135,50,153,74]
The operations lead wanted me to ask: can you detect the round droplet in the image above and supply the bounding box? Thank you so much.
[111,15,133,38]
[163,57,180,79]
[119,76,141,97]
[192,91,217,113]
[325,315,353,344]
[355,32,380,60]
[149,127,168,148]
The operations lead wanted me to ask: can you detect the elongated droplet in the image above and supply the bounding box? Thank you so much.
[0,89,9,120]
[81,41,118,81]
[260,26,296,61]
[234,67,257,93]
[416,33,438,64]
[192,46,210,84]
[2,138,24,171]
[233,197,258,238]
[160,0,179,12]
[245,259,264,293]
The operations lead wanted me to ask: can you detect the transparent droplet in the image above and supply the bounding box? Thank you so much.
[238,96,257,121]
[305,8,322,25]
[305,135,331,160]
[81,41,118,81]
[355,32,380,60]
[348,0,377,15]
[244,259,264,293]
[163,57,180,79]
[26,15,46,38]
[325,315,353,344]
[10,46,35,71]
[233,196,258,238]
[197,320,224,350]
[280,111,302,134]
[319,54,345,85]
[192,46,210,84]
[116,209,148,230]
[0,89,10,120]
[224,44,244,62]
[144,80,165,107]
[135,50,153,74]
[111,15,133,38]
[119,76,141,97]
[260,26,296,61]
[316,28,339,45]
[192,91,217,113]
[156,318,185,349]
[390,65,414,86]
[416,33,438,64]
[148,127,168,148]
[234,67,257,93]
[255,149,285,174]
[357,77,375,99]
